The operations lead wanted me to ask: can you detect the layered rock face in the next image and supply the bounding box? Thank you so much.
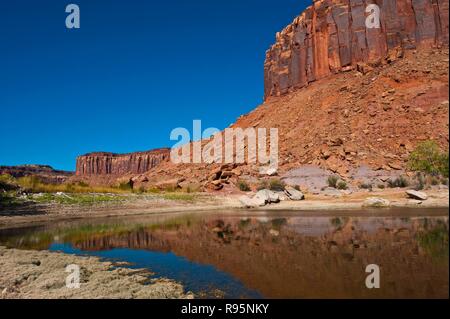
[264,0,449,98]
[75,148,170,176]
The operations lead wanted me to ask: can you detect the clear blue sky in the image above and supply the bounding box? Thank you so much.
[0,0,309,171]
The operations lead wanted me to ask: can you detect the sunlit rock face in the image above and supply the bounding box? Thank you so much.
[264,0,449,99]
[75,148,170,176]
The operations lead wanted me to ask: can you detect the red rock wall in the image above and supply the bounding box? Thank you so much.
[75,149,170,176]
[264,0,449,99]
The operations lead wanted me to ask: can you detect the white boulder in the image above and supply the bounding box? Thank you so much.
[406,190,428,201]
[239,195,266,208]
[284,186,305,201]
[255,189,280,204]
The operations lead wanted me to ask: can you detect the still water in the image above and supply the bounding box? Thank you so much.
[0,208,448,298]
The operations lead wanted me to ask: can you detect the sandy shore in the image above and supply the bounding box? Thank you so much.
[0,189,448,229]
[0,246,193,299]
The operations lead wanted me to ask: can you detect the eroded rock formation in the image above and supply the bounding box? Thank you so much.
[75,148,170,176]
[264,0,449,99]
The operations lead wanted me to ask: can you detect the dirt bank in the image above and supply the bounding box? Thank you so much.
[0,246,193,299]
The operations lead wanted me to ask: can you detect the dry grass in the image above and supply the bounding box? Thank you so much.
[15,176,130,194]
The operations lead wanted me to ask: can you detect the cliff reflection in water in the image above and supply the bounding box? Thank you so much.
[1,212,448,298]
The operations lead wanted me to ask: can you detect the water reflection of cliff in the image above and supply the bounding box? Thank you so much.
[68,216,449,299]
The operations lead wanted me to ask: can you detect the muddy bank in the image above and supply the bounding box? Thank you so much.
[0,189,448,229]
[0,246,193,299]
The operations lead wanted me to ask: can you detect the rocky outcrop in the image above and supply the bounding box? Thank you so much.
[75,148,170,176]
[406,190,428,200]
[264,0,449,99]
[0,165,73,184]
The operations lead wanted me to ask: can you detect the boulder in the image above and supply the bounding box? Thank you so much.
[255,189,280,204]
[284,186,305,201]
[221,171,234,179]
[206,181,223,191]
[209,169,222,181]
[155,179,181,190]
[363,197,391,208]
[239,195,266,208]
[265,168,278,176]
[406,190,428,201]
[276,191,290,201]
[321,187,342,198]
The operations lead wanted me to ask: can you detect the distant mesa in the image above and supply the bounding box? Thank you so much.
[75,148,170,176]
[0,164,73,184]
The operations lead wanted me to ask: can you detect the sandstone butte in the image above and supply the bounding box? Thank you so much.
[73,0,449,190]
[75,149,170,176]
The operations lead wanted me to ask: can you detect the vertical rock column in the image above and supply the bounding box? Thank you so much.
[264,0,449,99]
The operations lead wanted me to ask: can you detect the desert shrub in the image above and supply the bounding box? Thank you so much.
[146,187,161,194]
[17,176,41,190]
[257,180,269,191]
[377,184,386,189]
[161,185,179,193]
[0,174,19,191]
[237,180,251,192]
[14,176,131,194]
[118,181,132,191]
[133,186,146,194]
[337,181,348,190]
[184,183,201,193]
[359,183,373,190]
[430,176,440,186]
[65,183,75,193]
[414,173,425,191]
[408,141,449,177]
[269,179,286,191]
[77,181,89,187]
[387,176,409,188]
[294,185,301,191]
[327,175,339,188]
[417,222,449,259]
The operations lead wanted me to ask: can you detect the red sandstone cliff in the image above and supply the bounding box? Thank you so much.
[75,148,170,176]
[264,0,449,99]
[73,0,449,189]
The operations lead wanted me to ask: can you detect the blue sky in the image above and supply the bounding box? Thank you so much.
[0,0,309,171]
